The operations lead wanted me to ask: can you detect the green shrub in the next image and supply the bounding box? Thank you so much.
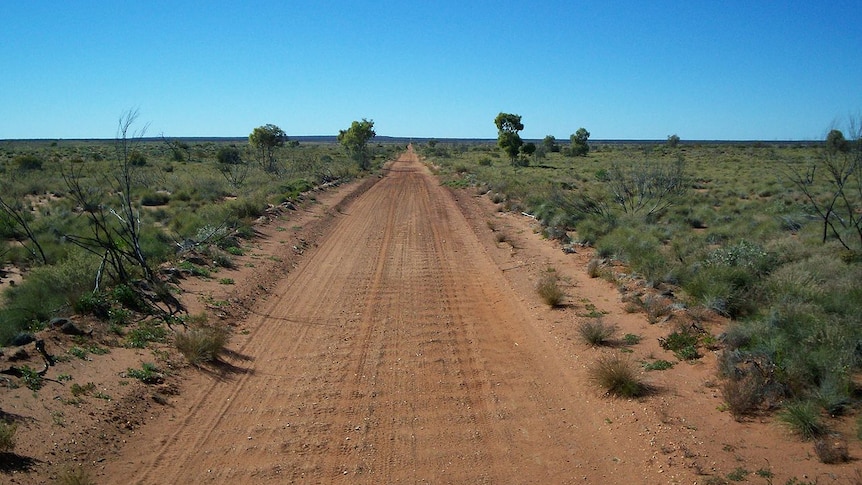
[140,191,170,206]
[1,250,99,344]
[589,354,648,398]
[20,365,44,390]
[660,329,700,360]
[14,153,43,171]
[596,225,668,286]
[126,362,163,384]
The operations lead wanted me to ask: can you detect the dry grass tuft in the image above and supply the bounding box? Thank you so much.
[589,354,648,398]
[175,325,228,365]
[577,318,617,346]
[56,467,96,485]
[536,269,566,307]
[0,420,16,453]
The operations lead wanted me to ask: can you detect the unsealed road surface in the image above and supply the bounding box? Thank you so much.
[106,148,646,484]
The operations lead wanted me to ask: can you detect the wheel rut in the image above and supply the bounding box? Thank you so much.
[103,146,649,484]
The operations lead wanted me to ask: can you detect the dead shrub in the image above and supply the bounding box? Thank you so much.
[721,374,766,420]
[586,258,602,278]
[814,436,850,464]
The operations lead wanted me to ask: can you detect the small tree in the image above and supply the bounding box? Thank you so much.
[62,110,184,318]
[495,112,524,165]
[216,146,249,189]
[518,142,536,166]
[667,134,681,148]
[337,119,376,170]
[570,128,590,157]
[542,135,560,153]
[249,124,287,173]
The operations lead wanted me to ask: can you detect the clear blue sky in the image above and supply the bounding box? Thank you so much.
[2,1,860,140]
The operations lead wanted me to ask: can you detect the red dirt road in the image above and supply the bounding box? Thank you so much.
[103,148,658,483]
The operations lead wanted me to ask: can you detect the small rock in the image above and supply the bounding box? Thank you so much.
[50,317,72,328]
[10,332,36,347]
[60,321,88,336]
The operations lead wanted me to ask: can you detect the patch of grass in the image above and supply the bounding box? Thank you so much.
[536,268,566,307]
[69,346,88,360]
[622,333,641,345]
[0,421,16,453]
[175,325,228,365]
[589,354,648,398]
[218,278,234,285]
[126,362,164,384]
[642,359,674,371]
[577,319,617,346]
[660,329,701,360]
[70,382,96,397]
[778,401,827,441]
[124,322,168,348]
[726,467,749,481]
[56,466,96,485]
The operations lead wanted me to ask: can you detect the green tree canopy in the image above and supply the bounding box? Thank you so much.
[495,112,524,165]
[570,128,590,157]
[337,119,376,170]
[542,135,559,153]
[249,124,287,173]
[826,129,850,154]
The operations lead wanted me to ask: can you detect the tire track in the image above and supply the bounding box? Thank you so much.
[104,146,646,484]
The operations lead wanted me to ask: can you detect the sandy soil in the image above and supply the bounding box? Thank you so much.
[3,146,861,484]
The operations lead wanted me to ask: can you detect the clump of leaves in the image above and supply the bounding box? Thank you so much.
[175,325,228,365]
[126,362,164,384]
[577,319,616,346]
[0,420,17,452]
[536,268,566,307]
[20,365,44,391]
[589,354,648,398]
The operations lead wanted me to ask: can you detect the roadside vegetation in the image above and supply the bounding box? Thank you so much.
[423,119,862,451]
[0,114,401,354]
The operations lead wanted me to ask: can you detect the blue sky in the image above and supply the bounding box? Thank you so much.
[2,1,860,140]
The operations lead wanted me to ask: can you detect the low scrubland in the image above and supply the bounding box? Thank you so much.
[422,137,862,442]
[0,135,401,349]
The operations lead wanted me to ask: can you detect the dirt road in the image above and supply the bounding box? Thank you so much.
[103,147,660,484]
